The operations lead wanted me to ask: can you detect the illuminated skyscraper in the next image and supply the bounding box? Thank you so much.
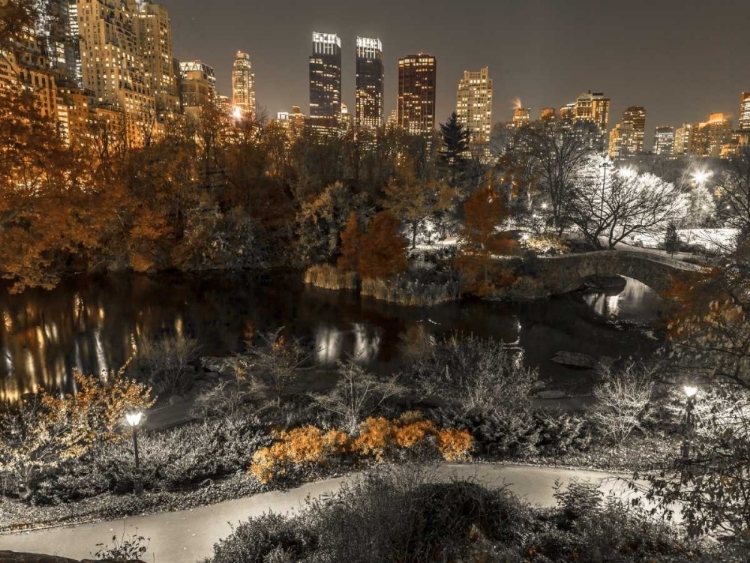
[622,106,646,154]
[574,91,610,133]
[232,51,256,119]
[512,106,531,129]
[77,0,155,132]
[179,60,216,118]
[355,37,384,129]
[540,107,556,122]
[653,126,675,156]
[739,92,750,132]
[135,1,180,113]
[689,113,733,157]
[674,123,694,156]
[398,53,437,134]
[309,32,342,129]
[456,67,492,144]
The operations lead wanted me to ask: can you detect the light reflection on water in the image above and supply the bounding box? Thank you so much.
[0,271,661,402]
[581,277,663,322]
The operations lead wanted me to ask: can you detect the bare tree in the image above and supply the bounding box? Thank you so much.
[591,362,655,446]
[310,360,402,434]
[248,329,311,407]
[720,146,750,241]
[570,156,686,249]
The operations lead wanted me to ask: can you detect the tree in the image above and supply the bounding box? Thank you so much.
[337,212,363,272]
[439,112,470,167]
[0,367,154,497]
[0,0,36,52]
[455,186,516,296]
[719,146,750,242]
[309,361,402,434]
[516,121,595,234]
[664,221,680,255]
[357,212,408,280]
[569,156,686,249]
[247,329,311,407]
[382,156,455,248]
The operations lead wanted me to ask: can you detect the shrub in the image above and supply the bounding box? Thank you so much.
[136,334,200,395]
[359,268,460,306]
[249,414,473,484]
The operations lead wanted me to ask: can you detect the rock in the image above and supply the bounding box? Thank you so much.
[536,390,567,400]
[168,394,185,405]
[200,356,235,377]
[551,351,597,369]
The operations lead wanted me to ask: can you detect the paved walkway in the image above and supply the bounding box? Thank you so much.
[0,464,644,563]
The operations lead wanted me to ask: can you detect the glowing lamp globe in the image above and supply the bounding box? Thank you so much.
[126,412,143,427]
[683,386,698,399]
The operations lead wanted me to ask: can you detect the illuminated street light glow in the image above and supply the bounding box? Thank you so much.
[126,411,143,427]
[691,170,712,186]
[684,386,698,398]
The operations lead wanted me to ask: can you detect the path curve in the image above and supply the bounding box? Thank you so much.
[0,464,642,563]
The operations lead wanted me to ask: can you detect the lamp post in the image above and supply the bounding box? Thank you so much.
[600,158,611,229]
[126,411,144,494]
[681,386,698,462]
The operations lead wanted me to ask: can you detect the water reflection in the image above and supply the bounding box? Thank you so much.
[0,271,661,402]
[581,277,663,322]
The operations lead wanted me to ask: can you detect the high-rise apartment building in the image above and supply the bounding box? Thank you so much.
[739,92,750,132]
[574,91,610,133]
[540,107,556,122]
[622,106,646,154]
[135,1,180,113]
[232,51,255,119]
[689,113,733,158]
[397,53,437,134]
[653,126,675,156]
[456,67,492,144]
[512,106,531,129]
[355,37,384,129]
[674,123,694,156]
[179,60,216,118]
[309,32,342,129]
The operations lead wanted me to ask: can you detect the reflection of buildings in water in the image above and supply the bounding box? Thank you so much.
[582,292,621,318]
[315,326,344,364]
[353,323,380,363]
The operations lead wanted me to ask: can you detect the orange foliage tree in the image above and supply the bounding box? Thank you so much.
[455,186,517,295]
[337,212,364,272]
[357,211,408,280]
[0,366,154,496]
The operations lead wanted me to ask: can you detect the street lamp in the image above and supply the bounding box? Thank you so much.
[691,170,712,187]
[681,386,698,463]
[126,411,144,494]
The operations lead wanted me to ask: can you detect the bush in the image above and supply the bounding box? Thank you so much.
[249,414,473,484]
[360,267,460,306]
[206,465,717,563]
[136,334,200,395]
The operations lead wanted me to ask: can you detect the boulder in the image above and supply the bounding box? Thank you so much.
[168,394,186,405]
[550,351,597,369]
[200,356,236,377]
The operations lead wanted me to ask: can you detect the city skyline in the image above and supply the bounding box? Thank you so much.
[157,0,750,142]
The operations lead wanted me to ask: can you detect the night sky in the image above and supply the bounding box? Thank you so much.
[162,0,749,147]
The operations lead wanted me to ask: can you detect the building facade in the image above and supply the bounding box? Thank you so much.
[309,32,342,130]
[574,91,610,134]
[456,67,492,144]
[179,60,216,118]
[689,113,733,158]
[397,53,436,134]
[621,106,646,154]
[740,92,750,132]
[232,51,255,119]
[653,126,675,156]
[355,37,384,129]
[135,1,180,113]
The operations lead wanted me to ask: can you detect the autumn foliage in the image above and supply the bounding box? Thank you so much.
[337,212,363,272]
[455,186,517,295]
[249,413,472,484]
[0,365,154,494]
[354,211,408,280]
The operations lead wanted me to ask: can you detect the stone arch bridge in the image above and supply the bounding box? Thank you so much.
[523,250,707,295]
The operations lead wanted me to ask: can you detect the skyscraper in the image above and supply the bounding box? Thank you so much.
[397,53,437,134]
[574,91,610,133]
[77,0,155,138]
[135,1,180,113]
[674,123,694,156]
[232,51,256,119]
[179,61,216,118]
[355,37,384,129]
[739,92,750,132]
[622,106,646,154]
[690,113,733,158]
[653,126,675,156]
[456,67,492,144]
[309,32,342,129]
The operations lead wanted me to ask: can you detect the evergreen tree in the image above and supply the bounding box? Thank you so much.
[664,221,680,256]
[439,112,471,168]
[337,212,363,272]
